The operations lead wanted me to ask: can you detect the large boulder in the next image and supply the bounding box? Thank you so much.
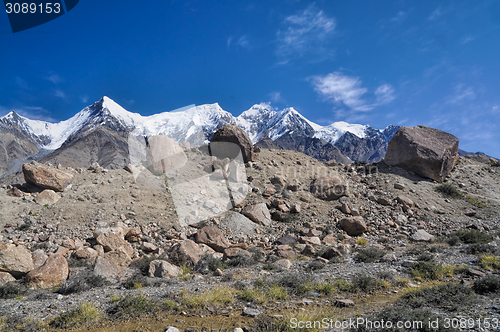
[210,124,254,163]
[309,175,348,201]
[169,240,203,267]
[148,260,182,278]
[146,135,187,175]
[339,216,368,236]
[25,254,68,289]
[22,162,73,192]
[195,226,230,253]
[241,203,271,226]
[220,212,262,236]
[96,232,134,257]
[0,272,16,285]
[384,125,459,182]
[103,248,133,267]
[93,256,130,283]
[0,244,34,278]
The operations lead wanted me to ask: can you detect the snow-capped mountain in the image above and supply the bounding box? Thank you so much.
[0,96,400,175]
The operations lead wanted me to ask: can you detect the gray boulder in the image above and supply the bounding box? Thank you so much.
[384,125,459,182]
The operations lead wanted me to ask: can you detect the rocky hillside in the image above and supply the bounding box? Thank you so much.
[0,138,499,330]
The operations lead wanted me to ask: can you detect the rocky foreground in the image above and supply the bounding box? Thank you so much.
[0,125,500,332]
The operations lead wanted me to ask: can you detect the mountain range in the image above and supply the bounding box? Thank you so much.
[0,96,400,177]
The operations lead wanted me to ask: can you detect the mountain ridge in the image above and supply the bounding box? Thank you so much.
[0,96,400,176]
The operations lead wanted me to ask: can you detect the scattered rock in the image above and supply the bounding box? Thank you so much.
[169,240,203,267]
[241,203,271,227]
[31,249,49,269]
[411,230,434,242]
[0,271,16,284]
[35,189,61,205]
[274,259,292,269]
[339,216,368,236]
[243,308,261,317]
[103,248,133,267]
[195,226,230,252]
[309,175,348,201]
[25,254,68,289]
[464,209,476,217]
[396,195,414,208]
[0,243,34,278]
[96,232,134,257]
[335,299,355,307]
[148,260,182,278]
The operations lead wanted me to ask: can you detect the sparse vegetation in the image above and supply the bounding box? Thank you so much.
[107,295,158,319]
[411,261,453,280]
[401,283,478,311]
[473,275,500,294]
[50,302,101,329]
[435,183,463,198]
[181,286,236,308]
[238,288,267,303]
[0,282,28,299]
[354,248,386,263]
[58,274,109,295]
[479,254,500,271]
[356,238,368,246]
[267,284,288,300]
[446,229,493,246]
[466,195,487,208]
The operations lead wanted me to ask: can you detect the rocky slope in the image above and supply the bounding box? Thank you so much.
[0,145,499,331]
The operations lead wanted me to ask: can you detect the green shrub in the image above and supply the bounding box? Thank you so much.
[50,302,101,329]
[473,275,500,294]
[411,261,448,280]
[238,288,267,303]
[466,195,486,208]
[354,248,387,263]
[435,184,463,198]
[107,295,157,319]
[267,285,288,300]
[466,243,499,255]
[0,282,28,299]
[350,274,387,293]
[275,274,313,295]
[451,230,493,244]
[57,274,109,295]
[479,255,500,271]
[401,283,478,311]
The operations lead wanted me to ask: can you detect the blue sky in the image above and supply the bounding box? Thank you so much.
[1,1,499,156]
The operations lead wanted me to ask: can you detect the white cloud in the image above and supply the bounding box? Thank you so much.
[227,35,252,50]
[276,5,336,60]
[428,8,442,21]
[311,72,370,111]
[447,84,476,104]
[375,84,396,105]
[80,95,89,103]
[460,36,474,45]
[15,76,28,89]
[54,89,66,99]
[389,11,406,23]
[46,74,62,84]
[269,91,283,103]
